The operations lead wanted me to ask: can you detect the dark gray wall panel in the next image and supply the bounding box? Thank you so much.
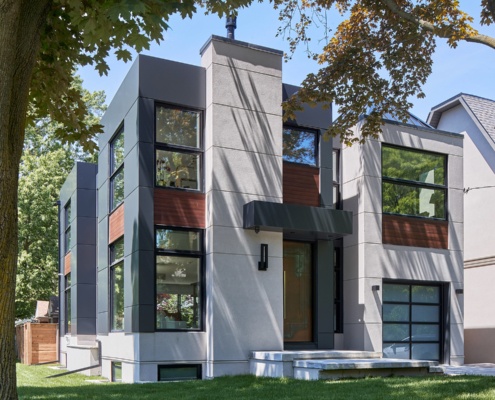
[139,55,206,110]
[76,217,97,246]
[97,218,109,271]
[139,98,154,144]
[76,245,97,285]
[77,189,97,218]
[76,284,97,319]
[139,141,155,188]
[97,269,109,314]
[100,59,139,146]
[76,163,98,190]
[282,84,332,130]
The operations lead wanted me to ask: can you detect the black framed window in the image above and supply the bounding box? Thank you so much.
[283,127,318,166]
[64,201,71,253]
[110,237,124,331]
[158,364,201,381]
[333,241,343,333]
[333,149,341,209]
[64,273,71,334]
[382,145,447,220]
[112,362,122,382]
[155,228,203,331]
[382,282,443,361]
[110,127,125,211]
[155,106,202,190]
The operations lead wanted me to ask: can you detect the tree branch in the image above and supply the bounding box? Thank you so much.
[380,0,495,50]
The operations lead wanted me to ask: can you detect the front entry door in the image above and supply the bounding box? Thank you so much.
[283,241,313,343]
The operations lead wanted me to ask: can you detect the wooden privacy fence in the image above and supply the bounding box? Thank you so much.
[16,322,58,365]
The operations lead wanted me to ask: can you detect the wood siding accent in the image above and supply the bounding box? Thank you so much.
[382,214,448,249]
[109,203,124,244]
[15,323,58,365]
[283,162,320,207]
[64,252,71,275]
[154,189,205,228]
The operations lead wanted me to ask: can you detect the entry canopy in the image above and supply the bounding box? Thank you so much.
[243,201,353,240]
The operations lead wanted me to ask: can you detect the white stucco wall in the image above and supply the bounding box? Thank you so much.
[201,38,284,378]
[435,103,495,363]
[341,121,464,364]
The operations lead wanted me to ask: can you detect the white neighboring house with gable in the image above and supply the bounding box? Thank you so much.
[428,93,495,364]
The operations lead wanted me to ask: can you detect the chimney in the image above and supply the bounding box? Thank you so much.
[226,16,237,39]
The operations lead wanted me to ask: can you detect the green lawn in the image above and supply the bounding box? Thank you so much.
[17,363,495,400]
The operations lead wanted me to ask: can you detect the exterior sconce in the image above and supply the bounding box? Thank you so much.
[455,288,464,295]
[258,244,268,271]
[372,285,380,291]
[254,226,260,234]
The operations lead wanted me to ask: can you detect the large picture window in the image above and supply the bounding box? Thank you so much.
[110,237,124,331]
[110,127,124,211]
[283,127,318,166]
[155,106,202,190]
[155,228,203,330]
[382,145,447,219]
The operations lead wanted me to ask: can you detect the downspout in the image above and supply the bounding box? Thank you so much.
[55,200,61,363]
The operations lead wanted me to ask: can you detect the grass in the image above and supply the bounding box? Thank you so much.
[17,363,495,400]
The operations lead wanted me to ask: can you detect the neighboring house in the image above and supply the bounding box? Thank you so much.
[428,94,495,364]
[58,35,464,383]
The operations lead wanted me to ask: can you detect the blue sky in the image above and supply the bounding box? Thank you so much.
[78,1,495,122]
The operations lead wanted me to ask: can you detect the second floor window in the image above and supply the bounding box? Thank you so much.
[382,145,447,220]
[64,201,71,253]
[110,127,124,211]
[110,237,124,331]
[283,127,318,166]
[155,106,202,190]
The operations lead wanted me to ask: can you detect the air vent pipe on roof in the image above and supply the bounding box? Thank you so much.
[226,16,237,39]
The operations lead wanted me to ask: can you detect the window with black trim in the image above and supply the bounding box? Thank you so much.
[283,127,318,166]
[382,145,447,219]
[64,201,71,253]
[110,237,124,331]
[158,364,201,381]
[110,127,124,211]
[112,362,122,382]
[155,228,203,330]
[333,241,343,333]
[155,106,202,190]
[333,149,341,209]
[65,273,71,334]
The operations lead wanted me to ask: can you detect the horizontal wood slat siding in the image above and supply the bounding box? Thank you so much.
[64,252,71,275]
[16,323,57,365]
[283,162,319,207]
[154,189,205,228]
[109,203,124,244]
[382,214,448,249]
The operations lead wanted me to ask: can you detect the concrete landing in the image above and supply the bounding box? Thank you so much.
[250,350,439,380]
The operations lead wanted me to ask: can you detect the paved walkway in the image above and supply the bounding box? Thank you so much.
[442,363,495,376]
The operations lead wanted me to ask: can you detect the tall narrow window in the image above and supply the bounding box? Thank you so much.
[283,127,318,166]
[64,201,71,253]
[110,127,125,211]
[110,237,124,331]
[155,228,203,330]
[382,145,447,219]
[155,106,202,190]
[333,241,343,333]
[65,273,71,334]
[333,149,341,209]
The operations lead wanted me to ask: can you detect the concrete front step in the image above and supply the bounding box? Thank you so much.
[250,350,439,380]
[294,358,439,380]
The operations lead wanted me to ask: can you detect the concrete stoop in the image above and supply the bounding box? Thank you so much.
[250,350,439,380]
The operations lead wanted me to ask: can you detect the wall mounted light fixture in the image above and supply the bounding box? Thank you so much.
[258,244,268,271]
[372,285,380,291]
[455,288,464,295]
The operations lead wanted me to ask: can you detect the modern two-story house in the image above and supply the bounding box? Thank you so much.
[59,34,464,383]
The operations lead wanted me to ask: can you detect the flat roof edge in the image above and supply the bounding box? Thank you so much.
[200,35,284,57]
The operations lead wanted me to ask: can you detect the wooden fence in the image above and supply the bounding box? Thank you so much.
[16,323,58,365]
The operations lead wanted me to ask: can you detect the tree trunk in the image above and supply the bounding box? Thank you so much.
[0,1,50,399]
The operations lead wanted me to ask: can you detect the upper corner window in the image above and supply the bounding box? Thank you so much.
[64,201,71,253]
[110,127,125,211]
[382,145,447,220]
[155,105,202,190]
[283,127,318,166]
